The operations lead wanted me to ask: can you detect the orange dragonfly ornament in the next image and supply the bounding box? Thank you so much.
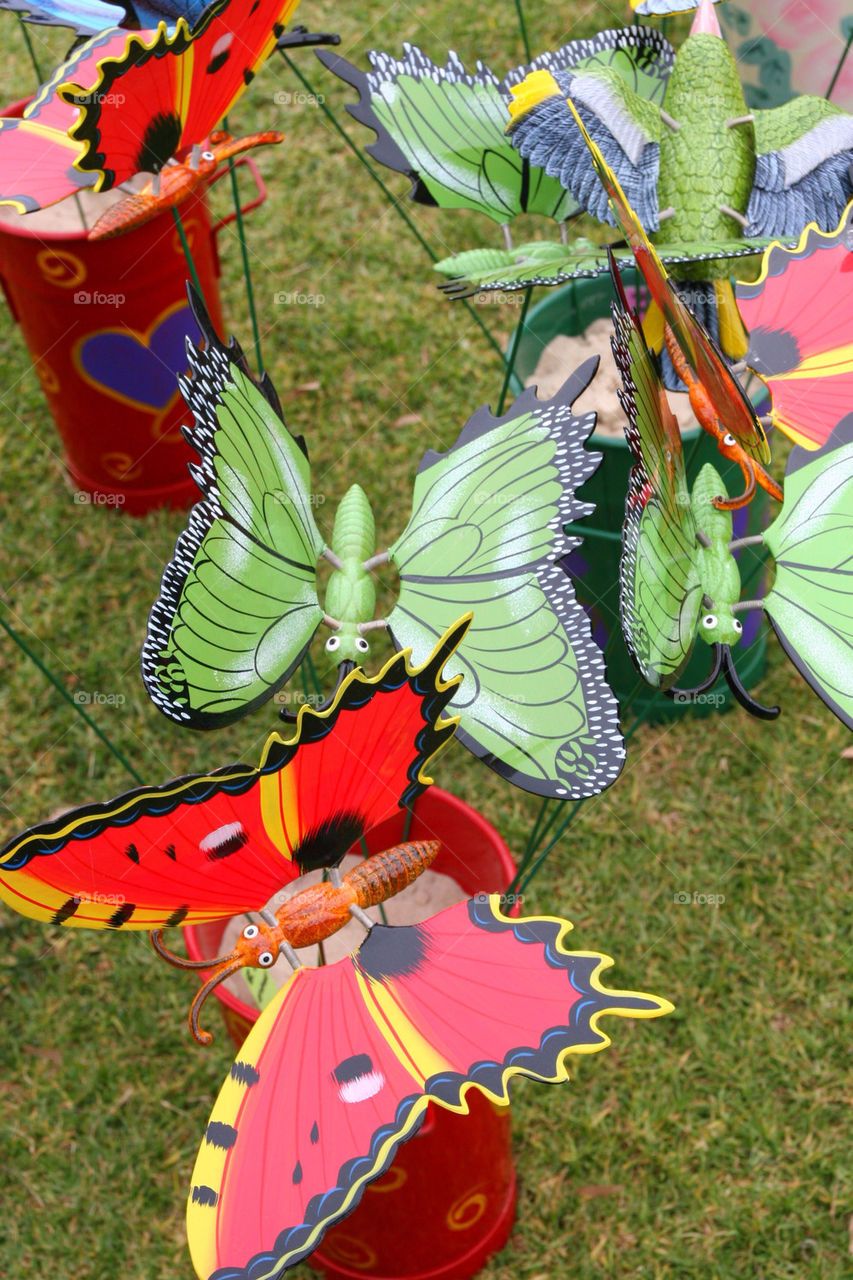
[88,130,283,239]
[557,100,782,511]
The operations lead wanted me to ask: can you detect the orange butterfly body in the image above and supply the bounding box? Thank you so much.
[151,840,440,1042]
[87,130,283,239]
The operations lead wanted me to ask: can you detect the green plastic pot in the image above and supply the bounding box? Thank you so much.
[508,274,769,724]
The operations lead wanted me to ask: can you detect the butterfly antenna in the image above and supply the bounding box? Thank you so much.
[721,646,780,720]
[666,643,724,705]
[149,928,238,971]
[188,960,246,1046]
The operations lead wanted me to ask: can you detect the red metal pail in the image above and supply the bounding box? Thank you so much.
[0,100,267,514]
[184,787,519,1280]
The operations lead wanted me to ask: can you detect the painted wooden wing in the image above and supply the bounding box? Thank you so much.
[187,894,672,1279]
[0,628,463,930]
[737,200,853,450]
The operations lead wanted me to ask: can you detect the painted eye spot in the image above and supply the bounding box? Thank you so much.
[135,112,182,174]
[258,951,275,967]
[732,619,743,634]
[206,33,232,75]
[243,923,259,939]
[201,150,215,162]
[325,635,341,652]
[333,1053,386,1103]
[702,614,718,630]
[355,637,369,654]
[722,433,736,447]
[200,822,248,860]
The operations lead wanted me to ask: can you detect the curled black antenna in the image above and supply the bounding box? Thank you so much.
[278,660,357,723]
[721,646,780,720]
[666,644,723,705]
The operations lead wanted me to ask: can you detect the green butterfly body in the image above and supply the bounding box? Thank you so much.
[691,466,743,649]
[653,35,755,279]
[323,484,377,663]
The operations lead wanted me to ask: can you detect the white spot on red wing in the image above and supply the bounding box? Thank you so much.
[338,1071,386,1103]
[199,822,246,856]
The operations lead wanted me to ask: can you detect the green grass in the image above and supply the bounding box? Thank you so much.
[0,5,852,1279]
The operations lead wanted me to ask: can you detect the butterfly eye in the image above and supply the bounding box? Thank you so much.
[258,951,275,968]
[732,618,743,634]
[722,433,736,447]
[325,636,341,652]
[355,637,369,654]
[243,924,259,939]
[201,150,215,162]
[701,614,718,630]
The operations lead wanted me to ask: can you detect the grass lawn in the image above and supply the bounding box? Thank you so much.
[0,3,851,1278]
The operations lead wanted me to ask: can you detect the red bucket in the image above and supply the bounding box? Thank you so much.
[184,786,519,1280]
[0,100,266,515]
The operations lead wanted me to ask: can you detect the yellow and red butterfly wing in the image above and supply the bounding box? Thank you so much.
[0,630,463,931]
[737,202,853,450]
[0,28,128,212]
[62,0,300,188]
[187,895,671,1279]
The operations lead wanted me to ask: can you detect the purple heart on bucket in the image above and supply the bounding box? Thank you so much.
[77,303,201,411]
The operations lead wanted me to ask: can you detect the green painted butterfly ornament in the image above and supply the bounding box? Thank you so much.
[141,292,625,801]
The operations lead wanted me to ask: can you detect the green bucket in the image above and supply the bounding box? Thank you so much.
[509,275,769,723]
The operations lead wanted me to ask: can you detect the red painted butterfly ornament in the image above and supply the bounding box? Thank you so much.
[0,0,301,215]
[184,878,672,1279]
[0,623,465,931]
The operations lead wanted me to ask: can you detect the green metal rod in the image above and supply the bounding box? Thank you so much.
[497,287,532,415]
[826,27,853,101]
[564,522,623,543]
[223,115,265,377]
[171,207,205,300]
[277,49,505,364]
[17,15,44,84]
[513,0,532,63]
[0,611,144,785]
[514,693,655,895]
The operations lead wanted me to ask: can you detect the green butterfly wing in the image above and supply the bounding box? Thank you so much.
[386,358,625,800]
[318,33,673,228]
[141,296,326,729]
[318,43,576,224]
[763,418,853,728]
[610,269,703,688]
